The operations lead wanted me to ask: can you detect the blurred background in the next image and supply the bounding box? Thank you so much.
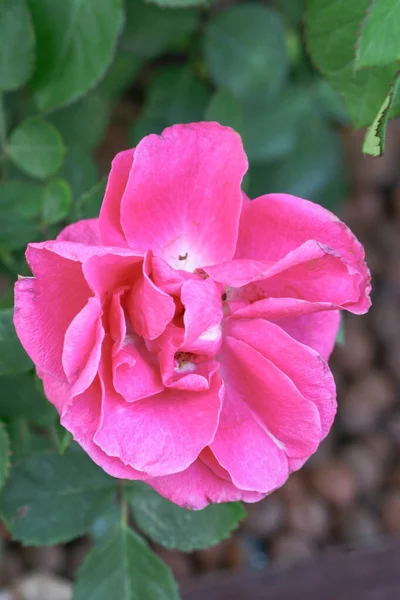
[1,0,400,598]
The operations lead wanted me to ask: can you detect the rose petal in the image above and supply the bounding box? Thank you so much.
[41,372,148,480]
[127,253,175,341]
[218,335,322,459]
[208,240,369,314]
[121,123,248,269]
[270,310,341,361]
[94,367,223,477]
[99,149,134,247]
[181,278,223,355]
[113,337,164,402]
[148,458,264,510]
[210,377,289,493]
[62,297,104,396]
[14,246,91,380]
[57,219,101,245]
[225,318,336,438]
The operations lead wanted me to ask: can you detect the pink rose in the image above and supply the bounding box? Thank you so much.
[14,123,370,509]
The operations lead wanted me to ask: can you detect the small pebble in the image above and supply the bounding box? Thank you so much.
[269,534,315,565]
[381,491,400,534]
[286,496,330,541]
[310,460,357,507]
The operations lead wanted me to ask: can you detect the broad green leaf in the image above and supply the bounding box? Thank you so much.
[242,88,310,163]
[7,118,65,179]
[248,113,343,207]
[205,88,243,134]
[42,178,72,225]
[0,372,56,426]
[146,0,208,6]
[49,93,110,151]
[204,4,288,103]
[60,148,97,201]
[0,181,43,218]
[0,422,10,490]
[0,0,35,90]
[131,66,209,144]
[306,0,399,128]
[0,216,38,250]
[7,419,55,461]
[128,484,246,552]
[363,71,400,157]
[122,1,198,59]
[356,0,400,69]
[70,178,107,221]
[273,0,305,26]
[0,448,116,545]
[0,309,33,375]
[73,523,179,600]
[97,54,143,100]
[28,0,124,112]
[0,181,43,250]
[313,80,350,125]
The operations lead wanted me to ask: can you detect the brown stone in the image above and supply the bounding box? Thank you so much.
[310,460,357,507]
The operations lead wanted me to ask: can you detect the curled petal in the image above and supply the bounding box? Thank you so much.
[113,337,164,402]
[62,297,104,396]
[127,253,175,341]
[99,149,134,247]
[14,246,91,380]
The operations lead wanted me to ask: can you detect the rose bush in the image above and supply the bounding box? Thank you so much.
[14,122,370,509]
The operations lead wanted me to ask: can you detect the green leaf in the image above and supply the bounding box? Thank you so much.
[306,0,399,128]
[60,148,97,201]
[122,1,199,59]
[356,0,400,69]
[7,419,55,461]
[28,0,124,112]
[204,4,288,103]
[0,181,43,250]
[70,178,106,221]
[0,372,57,426]
[0,448,116,545]
[0,0,35,91]
[0,309,33,375]
[42,178,72,225]
[145,0,208,6]
[242,87,310,163]
[248,112,343,207]
[49,93,110,151]
[131,66,209,144]
[363,71,400,157]
[73,523,179,600]
[205,88,243,134]
[273,0,305,26]
[128,484,246,552]
[0,181,43,218]
[0,422,10,491]
[97,54,143,100]
[7,117,65,179]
